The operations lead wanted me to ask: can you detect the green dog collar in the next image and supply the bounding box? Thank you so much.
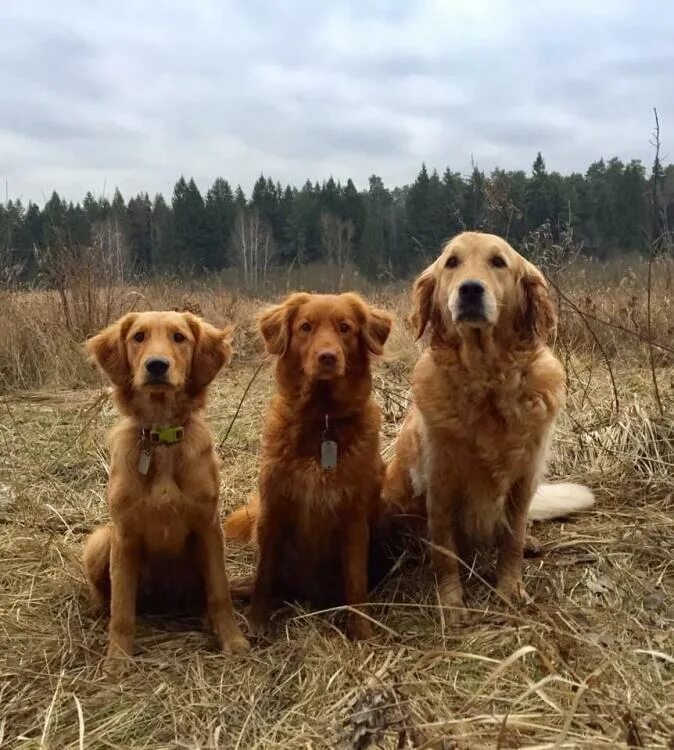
[141,426,185,444]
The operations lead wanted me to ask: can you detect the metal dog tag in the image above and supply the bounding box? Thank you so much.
[138,447,152,475]
[321,439,338,470]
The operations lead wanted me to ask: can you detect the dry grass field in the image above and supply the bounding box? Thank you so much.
[0,258,673,749]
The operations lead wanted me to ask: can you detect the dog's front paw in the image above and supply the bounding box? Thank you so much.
[102,643,133,677]
[222,630,251,655]
[497,577,532,606]
[245,605,271,638]
[438,582,468,624]
[346,615,375,641]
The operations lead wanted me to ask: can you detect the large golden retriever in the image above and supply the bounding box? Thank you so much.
[225,292,392,640]
[83,311,250,670]
[383,232,593,622]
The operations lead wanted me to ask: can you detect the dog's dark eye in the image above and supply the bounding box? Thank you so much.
[300,322,312,333]
[173,332,186,343]
[339,322,350,334]
[445,256,459,269]
[491,255,507,269]
[133,331,145,343]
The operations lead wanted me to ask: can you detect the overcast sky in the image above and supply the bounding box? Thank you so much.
[1,0,672,204]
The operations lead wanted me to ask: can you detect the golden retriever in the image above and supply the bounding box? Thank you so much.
[383,232,593,621]
[225,292,392,640]
[83,311,250,669]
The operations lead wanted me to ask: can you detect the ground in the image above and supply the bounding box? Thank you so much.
[1,341,672,749]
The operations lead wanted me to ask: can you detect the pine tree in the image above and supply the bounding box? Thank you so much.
[252,175,283,248]
[358,175,391,276]
[151,195,174,272]
[342,179,366,246]
[289,180,322,264]
[24,202,44,252]
[617,160,647,249]
[583,160,610,251]
[442,168,465,238]
[65,202,91,246]
[276,185,296,263]
[406,163,431,255]
[205,178,235,268]
[110,189,128,235]
[463,166,487,230]
[42,191,67,247]
[127,193,153,273]
[321,176,340,217]
[526,152,551,230]
[172,177,212,272]
[427,169,447,248]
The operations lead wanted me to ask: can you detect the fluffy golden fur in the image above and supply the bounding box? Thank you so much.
[225,292,392,640]
[83,311,249,670]
[383,232,593,621]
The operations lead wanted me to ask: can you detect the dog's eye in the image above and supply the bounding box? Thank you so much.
[491,255,507,269]
[445,256,459,269]
[300,322,312,333]
[133,331,145,343]
[339,322,350,334]
[173,332,186,343]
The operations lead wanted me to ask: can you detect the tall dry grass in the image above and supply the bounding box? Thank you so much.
[1,257,403,392]
[2,254,673,393]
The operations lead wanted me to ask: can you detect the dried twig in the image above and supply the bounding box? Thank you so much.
[645,247,664,416]
[218,360,266,449]
[545,274,620,414]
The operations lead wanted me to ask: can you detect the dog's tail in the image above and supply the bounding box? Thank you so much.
[528,482,595,521]
[224,495,259,543]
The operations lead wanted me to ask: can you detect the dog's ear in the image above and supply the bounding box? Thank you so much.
[515,261,556,344]
[362,307,393,356]
[409,263,437,339]
[344,293,393,356]
[184,313,233,391]
[85,313,137,386]
[258,293,309,355]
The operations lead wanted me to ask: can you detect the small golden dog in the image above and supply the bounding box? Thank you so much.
[384,232,593,621]
[83,311,249,668]
[225,293,392,639]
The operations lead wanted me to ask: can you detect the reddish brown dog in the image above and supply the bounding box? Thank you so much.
[226,292,392,639]
[83,311,249,670]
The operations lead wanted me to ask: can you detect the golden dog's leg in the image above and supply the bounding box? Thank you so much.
[82,524,112,612]
[381,454,412,510]
[198,523,250,654]
[106,526,140,669]
[496,480,534,606]
[341,507,373,640]
[427,483,466,624]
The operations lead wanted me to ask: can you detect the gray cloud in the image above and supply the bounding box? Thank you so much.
[1,0,673,204]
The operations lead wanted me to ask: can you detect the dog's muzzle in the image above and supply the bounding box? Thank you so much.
[314,349,342,379]
[455,280,488,323]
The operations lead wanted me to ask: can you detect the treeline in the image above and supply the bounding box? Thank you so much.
[2,153,673,284]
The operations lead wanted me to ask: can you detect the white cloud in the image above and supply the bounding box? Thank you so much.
[0,0,672,203]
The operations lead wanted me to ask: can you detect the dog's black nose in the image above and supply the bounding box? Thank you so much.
[458,280,485,301]
[145,357,170,378]
[318,350,338,366]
